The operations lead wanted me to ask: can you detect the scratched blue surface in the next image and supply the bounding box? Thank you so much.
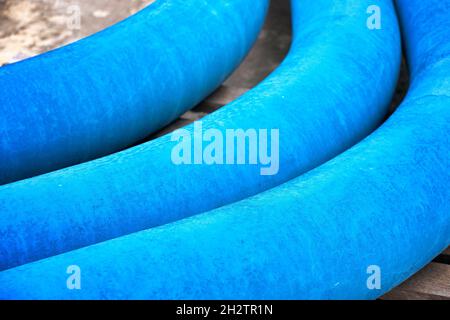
[0,0,400,272]
[0,0,268,185]
[2,0,438,300]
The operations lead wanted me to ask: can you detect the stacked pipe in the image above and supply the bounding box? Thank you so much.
[1,0,449,299]
[0,0,268,184]
[0,0,400,271]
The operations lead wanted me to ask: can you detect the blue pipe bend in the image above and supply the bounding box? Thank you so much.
[0,0,448,299]
[0,0,269,184]
[0,0,401,271]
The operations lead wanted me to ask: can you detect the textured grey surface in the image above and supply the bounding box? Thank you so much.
[225,0,292,87]
[0,0,152,65]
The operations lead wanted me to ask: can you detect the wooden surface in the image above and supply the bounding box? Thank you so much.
[444,247,450,257]
[382,258,450,300]
[150,86,249,139]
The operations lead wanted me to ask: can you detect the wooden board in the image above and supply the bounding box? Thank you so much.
[443,247,450,257]
[150,85,248,139]
[382,262,450,300]
[194,85,249,113]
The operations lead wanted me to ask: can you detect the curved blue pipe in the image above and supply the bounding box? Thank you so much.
[0,0,447,300]
[0,0,268,185]
[0,0,401,271]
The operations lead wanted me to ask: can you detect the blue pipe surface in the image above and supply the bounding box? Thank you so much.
[0,0,445,300]
[0,0,268,185]
[0,0,401,271]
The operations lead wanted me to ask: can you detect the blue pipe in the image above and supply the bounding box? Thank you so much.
[0,0,268,185]
[0,0,447,300]
[0,0,401,271]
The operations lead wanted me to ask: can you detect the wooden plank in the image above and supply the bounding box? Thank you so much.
[149,119,193,139]
[443,247,450,257]
[194,85,250,113]
[149,86,249,140]
[434,246,450,264]
[381,262,450,300]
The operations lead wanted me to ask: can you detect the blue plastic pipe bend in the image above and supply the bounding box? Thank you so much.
[0,0,401,271]
[0,0,269,184]
[0,0,448,300]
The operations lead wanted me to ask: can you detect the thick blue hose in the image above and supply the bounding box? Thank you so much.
[0,0,447,300]
[0,0,400,271]
[0,0,268,185]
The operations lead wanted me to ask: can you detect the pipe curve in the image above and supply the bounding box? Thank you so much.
[0,0,445,300]
[0,0,269,184]
[0,0,401,272]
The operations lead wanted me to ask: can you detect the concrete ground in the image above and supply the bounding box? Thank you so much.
[0,0,153,65]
